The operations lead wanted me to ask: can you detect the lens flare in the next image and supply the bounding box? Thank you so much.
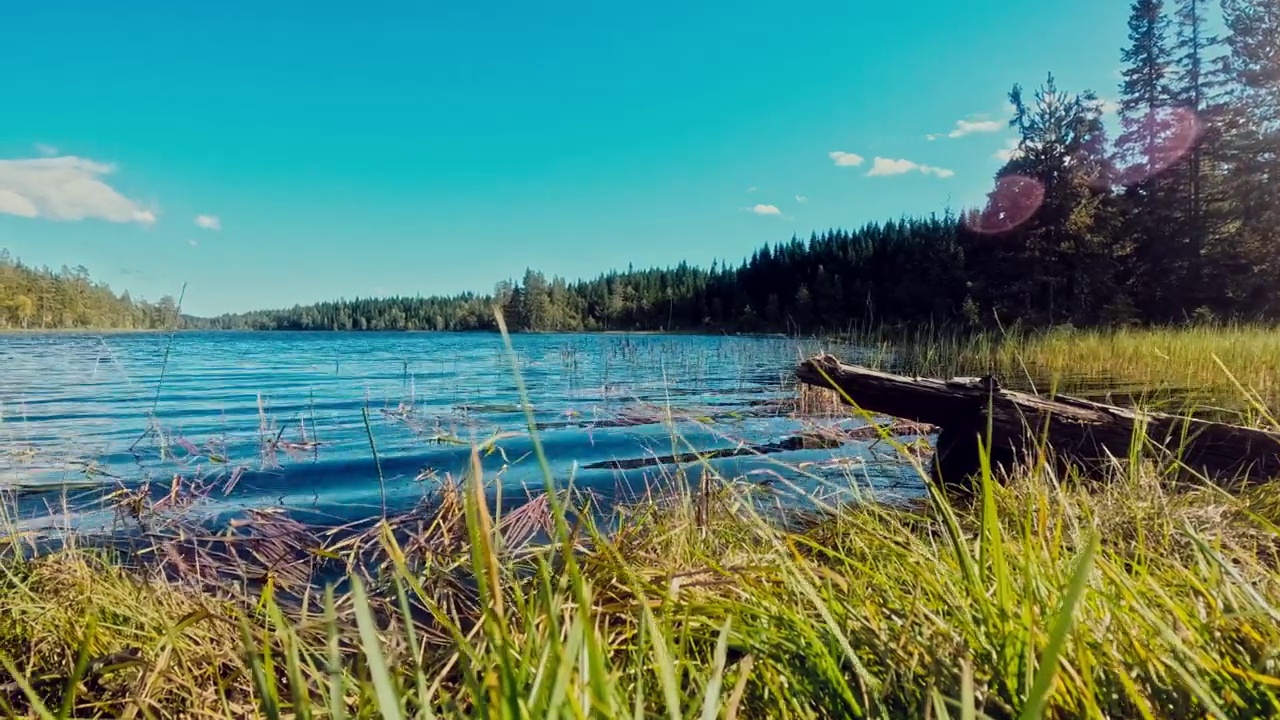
[965,175,1045,235]
[1117,106,1201,186]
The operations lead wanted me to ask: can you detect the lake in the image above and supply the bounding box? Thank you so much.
[0,332,928,534]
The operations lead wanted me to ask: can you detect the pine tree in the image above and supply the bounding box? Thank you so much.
[1116,0,1182,318]
[984,75,1122,324]
[1168,0,1228,308]
[1219,0,1280,315]
[1117,0,1175,175]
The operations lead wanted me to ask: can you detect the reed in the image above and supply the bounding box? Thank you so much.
[844,322,1280,408]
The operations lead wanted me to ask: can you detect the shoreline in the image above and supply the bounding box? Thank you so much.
[0,326,798,339]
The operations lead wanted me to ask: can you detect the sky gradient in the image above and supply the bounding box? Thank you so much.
[1,0,1131,316]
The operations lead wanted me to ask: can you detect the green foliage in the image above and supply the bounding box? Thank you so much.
[0,252,178,330]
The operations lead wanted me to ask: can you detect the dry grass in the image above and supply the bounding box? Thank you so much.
[0,547,251,716]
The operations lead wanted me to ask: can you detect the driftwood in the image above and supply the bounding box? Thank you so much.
[796,354,1280,493]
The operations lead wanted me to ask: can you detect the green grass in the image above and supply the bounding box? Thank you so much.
[847,322,1280,408]
[3,323,1280,718]
[965,324,1280,397]
[3,445,1280,718]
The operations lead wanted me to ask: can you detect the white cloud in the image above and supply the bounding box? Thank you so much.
[866,157,954,178]
[1099,98,1121,116]
[828,151,865,167]
[929,117,1003,140]
[34,143,58,157]
[0,189,39,217]
[994,138,1024,162]
[867,158,917,176]
[951,119,1002,137]
[747,186,758,193]
[195,214,221,231]
[188,238,199,247]
[747,203,783,216]
[0,156,156,224]
[795,194,809,203]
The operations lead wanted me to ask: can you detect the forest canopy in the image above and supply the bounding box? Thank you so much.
[0,251,179,330]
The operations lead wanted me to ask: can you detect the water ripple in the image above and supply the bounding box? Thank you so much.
[1,331,925,528]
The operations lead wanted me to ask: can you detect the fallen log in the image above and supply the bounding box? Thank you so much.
[796,354,1280,493]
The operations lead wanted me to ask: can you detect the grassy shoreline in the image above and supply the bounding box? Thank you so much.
[4,452,1280,718]
[3,324,1280,718]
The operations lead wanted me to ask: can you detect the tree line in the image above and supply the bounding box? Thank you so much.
[8,0,1280,335]
[0,250,180,330]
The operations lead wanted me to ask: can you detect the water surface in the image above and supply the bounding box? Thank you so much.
[1,332,927,532]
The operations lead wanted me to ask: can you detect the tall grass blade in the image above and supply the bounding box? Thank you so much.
[324,585,348,720]
[394,577,438,720]
[698,618,733,720]
[1019,530,1098,720]
[643,605,684,720]
[352,575,405,720]
[239,616,281,720]
[56,612,96,719]
[361,406,387,516]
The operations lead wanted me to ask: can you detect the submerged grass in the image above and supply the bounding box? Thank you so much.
[3,323,1280,718]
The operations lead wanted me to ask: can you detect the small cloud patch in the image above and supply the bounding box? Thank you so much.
[747,203,783,216]
[867,157,954,178]
[929,117,1004,140]
[828,151,865,167]
[195,214,221,231]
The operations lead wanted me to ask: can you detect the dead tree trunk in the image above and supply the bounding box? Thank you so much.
[795,354,1280,493]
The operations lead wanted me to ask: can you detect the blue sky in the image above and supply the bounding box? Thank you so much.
[0,0,1130,316]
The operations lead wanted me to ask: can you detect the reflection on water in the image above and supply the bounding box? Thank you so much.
[1,332,927,532]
